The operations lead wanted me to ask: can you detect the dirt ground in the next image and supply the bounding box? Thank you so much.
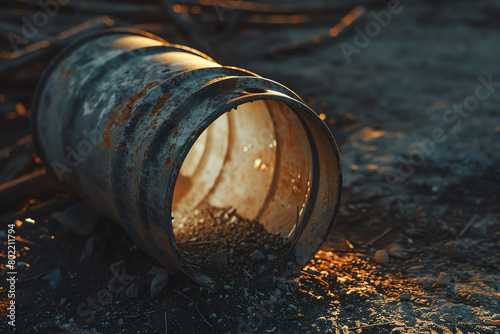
[1,0,499,333]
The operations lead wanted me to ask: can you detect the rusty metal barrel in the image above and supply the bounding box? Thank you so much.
[31,28,342,284]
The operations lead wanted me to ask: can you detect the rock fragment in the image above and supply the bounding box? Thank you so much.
[399,293,411,301]
[52,202,99,236]
[250,250,265,261]
[374,250,389,264]
[437,272,450,285]
[205,250,229,265]
[150,270,170,296]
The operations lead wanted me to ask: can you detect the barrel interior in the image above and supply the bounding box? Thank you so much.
[171,100,338,277]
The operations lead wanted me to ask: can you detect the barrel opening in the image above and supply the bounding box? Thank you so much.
[170,99,339,279]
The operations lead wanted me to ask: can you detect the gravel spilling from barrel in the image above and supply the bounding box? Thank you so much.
[174,206,299,283]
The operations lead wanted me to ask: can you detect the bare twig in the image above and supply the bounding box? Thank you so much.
[268,6,367,57]
[0,195,78,226]
[470,279,500,284]
[281,314,304,321]
[0,135,32,162]
[243,268,253,279]
[174,289,212,327]
[347,321,395,330]
[0,16,115,77]
[457,215,478,239]
[125,310,155,318]
[365,227,393,246]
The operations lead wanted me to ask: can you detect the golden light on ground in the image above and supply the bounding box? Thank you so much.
[173,4,189,13]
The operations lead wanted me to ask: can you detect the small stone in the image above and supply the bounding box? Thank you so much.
[205,251,229,265]
[269,295,278,303]
[442,313,456,322]
[150,270,170,295]
[422,278,432,289]
[346,304,354,311]
[328,272,338,282]
[117,318,124,326]
[52,202,99,236]
[17,262,28,270]
[126,281,142,298]
[109,260,124,272]
[267,254,277,261]
[405,228,427,238]
[374,250,389,264]
[60,297,67,305]
[437,272,450,285]
[399,293,411,301]
[273,276,289,291]
[79,235,95,262]
[250,250,265,261]
[288,280,299,291]
[387,243,411,259]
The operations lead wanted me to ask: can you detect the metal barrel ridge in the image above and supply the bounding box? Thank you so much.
[31,28,342,284]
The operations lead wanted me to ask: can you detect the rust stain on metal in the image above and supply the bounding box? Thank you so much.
[164,157,171,170]
[151,93,173,116]
[57,67,74,80]
[103,81,159,149]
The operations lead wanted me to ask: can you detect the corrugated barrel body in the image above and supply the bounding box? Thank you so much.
[32,28,342,284]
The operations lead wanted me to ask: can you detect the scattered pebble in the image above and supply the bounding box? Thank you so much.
[387,243,411,259]
[442,313,456,322]
[250,250,265,261]
[205,251,229,265]
[126,281,142,299]
[266,254,277,261]
[437,272,450,286]
[399,293,411,301]
[52,202,99,236]
[150,270,170,295]
[374,250,389,264]
[422,278,433,289]
[17,261,28,270]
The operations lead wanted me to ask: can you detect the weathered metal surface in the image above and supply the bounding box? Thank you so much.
[31,28,342,284]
